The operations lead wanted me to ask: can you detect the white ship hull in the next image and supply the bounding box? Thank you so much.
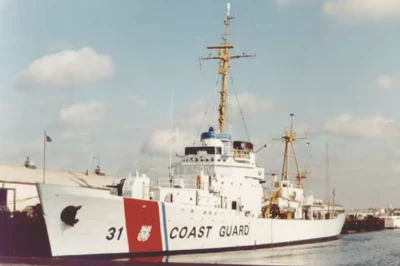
[37,184,345,258]
[384,216,400,229]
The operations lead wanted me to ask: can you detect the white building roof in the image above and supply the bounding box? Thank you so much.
[0,163,113,188]
[0,163,114,211]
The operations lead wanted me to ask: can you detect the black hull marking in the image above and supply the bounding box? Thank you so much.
[56,235,341,260]
[0,256,256,266]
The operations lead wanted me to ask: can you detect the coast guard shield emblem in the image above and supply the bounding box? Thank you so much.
[124,198,163,252]
[137,225,152,242]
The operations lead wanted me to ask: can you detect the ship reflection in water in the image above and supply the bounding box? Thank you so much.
[115,230,400,266]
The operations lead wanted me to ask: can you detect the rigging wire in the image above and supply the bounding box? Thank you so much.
[301,122,313,189]
[191,74,221,146]
[229,73,251,142]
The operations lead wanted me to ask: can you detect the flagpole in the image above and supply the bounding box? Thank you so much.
[43,131,46,184]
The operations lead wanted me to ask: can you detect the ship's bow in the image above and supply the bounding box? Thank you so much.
[36,183,129,257]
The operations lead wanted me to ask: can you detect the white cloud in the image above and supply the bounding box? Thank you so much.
[0,0,8,10]
[140,93,274,157]
[0,104,10,116]
[170,93,273,136]
[140,129,193,157]
[377,75,394,90]
[39,95,64,105]
[324,113,398,138]
[60,131,90,140]
[273,0,320,5]
[273,0,308,4]
[293,123,314,137]
[392,164,400,173]
[16,47,114,89]
[377,74,400,90]
[323,0,400,21]
[179,98,217,126]
[128,94,147,108]
[228,92,274,115]
[60,100,105,127]
[273,0,295,4]
[47,40,73,52]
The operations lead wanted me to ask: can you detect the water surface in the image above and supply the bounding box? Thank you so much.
[162,230,400,266]
[1,230,400,266]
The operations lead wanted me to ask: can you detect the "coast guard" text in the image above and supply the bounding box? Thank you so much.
[169,225,250,239]
[170,226,212,239]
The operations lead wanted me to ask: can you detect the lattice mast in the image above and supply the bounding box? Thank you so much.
[199,3,255,133]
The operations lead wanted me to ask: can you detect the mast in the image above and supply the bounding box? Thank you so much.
[325,137,330,203]
[169,90,174,183]
[199,3,255,133]
[274,113,307,187]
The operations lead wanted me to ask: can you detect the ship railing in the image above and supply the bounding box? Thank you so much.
[155,177,197,189]
[233,149,250,161]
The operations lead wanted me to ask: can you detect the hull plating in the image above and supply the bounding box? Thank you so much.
[37,184,345,258]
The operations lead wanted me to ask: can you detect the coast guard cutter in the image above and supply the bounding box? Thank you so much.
[36,3,345,258]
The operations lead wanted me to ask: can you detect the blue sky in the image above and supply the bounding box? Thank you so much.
[1,0,400,208]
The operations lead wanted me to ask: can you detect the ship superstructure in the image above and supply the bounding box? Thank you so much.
[35,3,345,258]
[384,209,400,229]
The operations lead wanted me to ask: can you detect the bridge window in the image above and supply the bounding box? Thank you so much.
[185,147,222,155]
[232,201,237,210]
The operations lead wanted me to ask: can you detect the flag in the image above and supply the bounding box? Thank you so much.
[46,135,52,142]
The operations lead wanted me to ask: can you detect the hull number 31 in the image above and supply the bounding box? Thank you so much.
[106,227,124,240]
